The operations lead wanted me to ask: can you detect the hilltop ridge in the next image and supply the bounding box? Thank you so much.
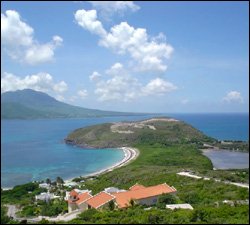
[65,117,215,148]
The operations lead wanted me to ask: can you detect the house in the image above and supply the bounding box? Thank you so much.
[65,189,91,201]
[113,183,177,208]
[63,181,79,187]
[35,192,59,202]
[86,191,116,210]
[67,189,92,212]
[67,183,177,212]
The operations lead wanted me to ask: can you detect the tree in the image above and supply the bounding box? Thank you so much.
[148,214,160,224]
[129,199,136,208]
[46,178,51,184]
[157,194,177,209]
[39,218,50,224]
[108,200,115,210]
[56,177,64,185]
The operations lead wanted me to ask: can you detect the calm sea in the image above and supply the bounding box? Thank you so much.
[1,113,249,188]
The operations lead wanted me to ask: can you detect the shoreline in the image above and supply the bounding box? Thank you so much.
[65,147,139,182]
[1,147,139,190]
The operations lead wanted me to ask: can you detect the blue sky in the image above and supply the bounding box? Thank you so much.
[1,1,249,113]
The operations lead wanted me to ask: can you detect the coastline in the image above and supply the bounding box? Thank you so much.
[2,147,140,190]
[65,147,140,182]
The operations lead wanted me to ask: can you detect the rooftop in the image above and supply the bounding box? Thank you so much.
[113,183,176,208]
[86,191,115,209]
[129,184,146,191]
[75,192,92,205]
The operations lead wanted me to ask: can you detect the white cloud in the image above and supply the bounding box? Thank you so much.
[100,22,173,72]
[141,78,177,96]
[55,95,65,102]
[53,35,63,46]
[74,9,107,37]
[1,10,33,47]
[95,74,140,102]
[1,10,63,65]
[75,9,173,73]
[53,81,68,93]
[223,91,244,103]
[88,1,140,19]
[93,63,177,102]
[105,62,124,76]
[1,72,68,95]
[77,89,88,99]
[89,71,102,82]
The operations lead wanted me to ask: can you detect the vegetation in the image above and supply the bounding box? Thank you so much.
[1,206,10,224]
[156,194,178,209]
[212,140,249,152]
[61,204,249,224]
[1,183,46,205]
[65,119,215,148]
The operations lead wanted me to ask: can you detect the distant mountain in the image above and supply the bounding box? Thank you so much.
[1,89,144,119]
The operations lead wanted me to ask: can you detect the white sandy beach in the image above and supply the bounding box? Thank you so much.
[66,147,140,182]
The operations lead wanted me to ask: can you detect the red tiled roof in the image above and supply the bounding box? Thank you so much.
[129,184,146,191]
[86,192,115,209]
[113,183,176,208]
[76,192,92,205]
[69,189,78,197]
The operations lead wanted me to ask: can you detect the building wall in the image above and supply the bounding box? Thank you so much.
[136,193,177,206]
[78,202,88,211]
[96,201,112,211]
[136,196,158,206]
[68,203,78,213]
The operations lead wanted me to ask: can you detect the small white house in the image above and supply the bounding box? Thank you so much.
[63,181,79,187]
[35,192,60,202]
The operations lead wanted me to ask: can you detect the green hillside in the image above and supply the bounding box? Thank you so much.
[1,89,144,119]
[65,118,215,148]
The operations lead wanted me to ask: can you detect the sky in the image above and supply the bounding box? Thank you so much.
[1,1,249,113]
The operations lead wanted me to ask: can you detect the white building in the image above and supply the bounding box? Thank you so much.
[35,192,60,202]
[39,183,51,189]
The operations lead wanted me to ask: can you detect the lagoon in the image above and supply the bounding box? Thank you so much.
[203,149,249,169]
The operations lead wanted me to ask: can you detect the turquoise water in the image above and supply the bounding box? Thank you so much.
[1,113,249,188]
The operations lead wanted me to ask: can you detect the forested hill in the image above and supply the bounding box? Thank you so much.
[1,89,143,119]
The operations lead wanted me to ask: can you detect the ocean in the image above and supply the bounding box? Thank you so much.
[1,113,249,188]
